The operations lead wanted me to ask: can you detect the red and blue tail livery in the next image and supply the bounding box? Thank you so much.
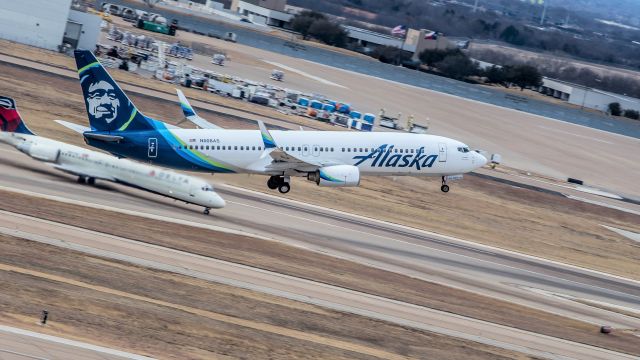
[0,96,35,135]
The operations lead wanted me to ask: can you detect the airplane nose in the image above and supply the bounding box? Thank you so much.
[476,153,488,167]
[475,152,487,167]
[209,192,226,208]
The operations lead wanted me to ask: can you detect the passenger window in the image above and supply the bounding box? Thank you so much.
[189,145,193,150]
[258,146,262,150]
[298,147,301,151]
[234,146,238,150]
[331,148,334,152]
[359,148,362,152]
[217,146,220,150]
[206,145,210,150]
[320,147,324,152]
[252,146,256,150]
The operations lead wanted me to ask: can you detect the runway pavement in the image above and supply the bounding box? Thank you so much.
[0,208,637,360]
[0,147,638,333]
[0,325,153,360]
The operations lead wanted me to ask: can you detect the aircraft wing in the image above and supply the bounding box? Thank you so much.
[50,164,116,181]
[176,89,222,129]
[257,121,339,172]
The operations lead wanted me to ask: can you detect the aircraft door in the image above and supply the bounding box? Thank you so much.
[302,144,310,157]
[148,138,158,158]
[438,143,447,162]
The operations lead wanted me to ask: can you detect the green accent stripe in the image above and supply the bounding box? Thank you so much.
[118,109,137,131]
[166,130,233,171]
[77,61,99,75]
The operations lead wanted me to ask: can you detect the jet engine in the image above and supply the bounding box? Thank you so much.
[16,141,61,163]
[308,165,360,187]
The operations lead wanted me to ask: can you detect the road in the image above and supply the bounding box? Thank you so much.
[0,207,637,360]
[0,147,638,333]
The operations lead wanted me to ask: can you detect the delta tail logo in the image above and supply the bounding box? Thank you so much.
[353,144,438,170]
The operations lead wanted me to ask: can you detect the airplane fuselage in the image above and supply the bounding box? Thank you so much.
[0,132,225,209]
[87,128,485,177]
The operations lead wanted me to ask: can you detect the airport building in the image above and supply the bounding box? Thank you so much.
[0,0,101,52]
[538,77,640,113]
[343,26,455,59]
[231,0,295,28]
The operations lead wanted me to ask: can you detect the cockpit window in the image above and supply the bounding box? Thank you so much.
[457,147,471,153]
[202,185,214,192]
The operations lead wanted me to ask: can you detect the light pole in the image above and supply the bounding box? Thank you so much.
[540,0,550,26]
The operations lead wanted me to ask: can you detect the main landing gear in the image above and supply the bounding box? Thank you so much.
[267,176,291,194]
[77,176,96,185]
[441,176,450,193]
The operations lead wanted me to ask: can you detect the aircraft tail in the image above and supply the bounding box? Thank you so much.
[74,49,152,132]
[0,96,36,135]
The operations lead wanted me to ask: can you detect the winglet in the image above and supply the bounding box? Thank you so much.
[175,89,221,129]
[258,120,276,149]
[176,88,197,118]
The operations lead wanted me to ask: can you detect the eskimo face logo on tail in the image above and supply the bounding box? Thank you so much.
[86,80,120,124]
[353,144,438,170]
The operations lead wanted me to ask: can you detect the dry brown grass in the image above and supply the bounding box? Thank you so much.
[0,189,638,356]
[0,234,532,360]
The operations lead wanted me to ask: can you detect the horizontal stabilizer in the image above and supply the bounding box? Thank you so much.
[54,119,91,134]
[84,132,124,142]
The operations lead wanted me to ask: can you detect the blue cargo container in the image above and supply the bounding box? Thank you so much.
[350,111,362,119]
[323,104,336,112]
[298,97,309,107]
[360,123,373,132]
[310,100,323,109]
[363,113,376,124]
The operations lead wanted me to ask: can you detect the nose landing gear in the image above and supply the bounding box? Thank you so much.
[267,176,291,194]
[203,207,211,215]
[441,176,450,193]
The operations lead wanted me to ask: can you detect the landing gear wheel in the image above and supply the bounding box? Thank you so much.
[87,177,96,185]
[278,183,290,194]
[441,184,450,193]
[77,176,86,184]
[267,176,279,190]
[204,208,211,215]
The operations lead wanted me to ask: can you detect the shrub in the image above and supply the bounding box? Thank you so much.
[623,109,639,120]
[608,102,622,116]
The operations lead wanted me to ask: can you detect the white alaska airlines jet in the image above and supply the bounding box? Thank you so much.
[70,50,486,194]
[0,96,225,214]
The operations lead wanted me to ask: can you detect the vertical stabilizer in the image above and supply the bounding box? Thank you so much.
[74,49,151,132]
[0,96,36,135]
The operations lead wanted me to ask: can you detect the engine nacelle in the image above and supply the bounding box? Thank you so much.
[308,165,360,187]
[16,141,60,163]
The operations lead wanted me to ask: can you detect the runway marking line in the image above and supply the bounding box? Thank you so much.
[0,263,410,360]
[0,325,154,360]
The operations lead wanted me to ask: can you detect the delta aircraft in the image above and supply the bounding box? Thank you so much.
[0,96,225,214]
[69,50,487,194]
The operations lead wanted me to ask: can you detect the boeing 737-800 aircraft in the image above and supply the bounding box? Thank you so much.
[0,96,225,213]
[72,50,486,194]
